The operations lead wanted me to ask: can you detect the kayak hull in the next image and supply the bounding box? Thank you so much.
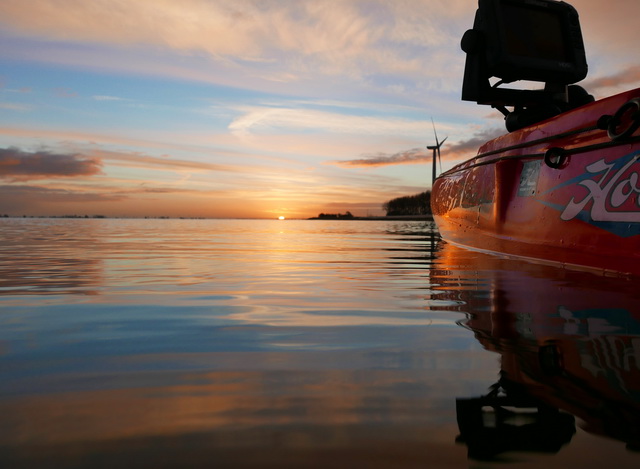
[431,88,640,276]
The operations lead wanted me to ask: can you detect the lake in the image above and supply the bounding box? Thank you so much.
[0,218,638,468]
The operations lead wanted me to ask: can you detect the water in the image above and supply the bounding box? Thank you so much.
[0,218,638,468]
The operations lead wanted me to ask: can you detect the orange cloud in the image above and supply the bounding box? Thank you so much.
[333,127,504,168]
[584,65,640,95]
[85,148,238,173]
[443,127,505,159]
[334,148,429,168]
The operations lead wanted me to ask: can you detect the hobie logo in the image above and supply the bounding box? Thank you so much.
[560,153,640,223]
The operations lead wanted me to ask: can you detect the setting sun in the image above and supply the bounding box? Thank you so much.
[278,216,286,220]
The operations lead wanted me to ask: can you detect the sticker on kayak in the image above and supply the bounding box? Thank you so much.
[518,160,541,197]
[543,151,640,237]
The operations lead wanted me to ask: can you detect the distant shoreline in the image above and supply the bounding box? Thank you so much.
[1,215,433,221]
[308,215,433,221]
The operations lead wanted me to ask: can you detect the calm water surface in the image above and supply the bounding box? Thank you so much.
[0,218,638,468]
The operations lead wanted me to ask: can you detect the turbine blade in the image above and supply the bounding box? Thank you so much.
[437,136,447,173]
[431,117,439,147]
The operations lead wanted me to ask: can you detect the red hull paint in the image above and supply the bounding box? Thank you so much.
[432,88,640,276]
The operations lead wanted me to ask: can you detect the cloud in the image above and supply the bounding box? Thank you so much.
[0,184,120,202]
[53,87,78,98]
[444,127,504,159]
[0,147,102,180]
[0,0,637,105]
[0,102,31,111]
[0,1,374,61]
[584,65,640,95]
[0,0,470,96]
[334,126,505,168]
[228,105,428,137]
[334,148,429,168]
[0,129,265,178]
[86,148,240,173]
[0,184,123,213]
[0,126,252,163]
[5,87,32,93]
[92,95,126,101]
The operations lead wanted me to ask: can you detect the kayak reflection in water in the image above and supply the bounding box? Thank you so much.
[436,243,640,461]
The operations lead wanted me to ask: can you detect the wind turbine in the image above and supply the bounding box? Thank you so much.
[427,118,447,185]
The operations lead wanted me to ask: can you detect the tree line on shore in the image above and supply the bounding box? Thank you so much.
[382,191,431,216]
[314,211,354,219]
[311,191,431,219]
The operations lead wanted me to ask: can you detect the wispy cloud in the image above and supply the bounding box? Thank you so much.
[334,148,429,168]
[0,1,384,60]
[334,126,505,168]
[85,148,238,173]
[0,184,120,202]
[0,184,123,213]
[52,87,77,98]
[228,105,429,137]
[0,127,245,161]
[92,95,127,101]
[584,65,640,95]
[0,147,102,180]
[445,127,504,158]
[0,126,293,172]
[0,102,31,111]
[0,0,469,97]
[2,87,32,93]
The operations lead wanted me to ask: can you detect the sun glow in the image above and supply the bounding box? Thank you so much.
[278,216,285,220]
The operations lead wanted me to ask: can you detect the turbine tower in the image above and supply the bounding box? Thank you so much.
[427,118,447,185]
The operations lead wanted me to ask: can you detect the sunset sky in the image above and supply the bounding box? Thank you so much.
[1,0,639,219]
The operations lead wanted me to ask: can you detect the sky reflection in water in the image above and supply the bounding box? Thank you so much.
[0,218,638,468]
